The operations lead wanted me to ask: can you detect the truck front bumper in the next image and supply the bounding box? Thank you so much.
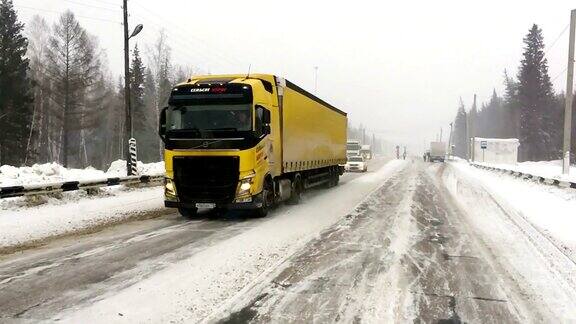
[165,192,264,210]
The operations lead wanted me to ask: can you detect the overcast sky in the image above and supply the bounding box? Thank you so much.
[12,0,576,152]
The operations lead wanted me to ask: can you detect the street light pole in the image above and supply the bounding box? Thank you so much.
[123,0,132,175]
[562,9,576,175]
[122,0,143,176]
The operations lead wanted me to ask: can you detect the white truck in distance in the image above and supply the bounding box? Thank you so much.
[360,145,372,160]
[429,142,446,162]
[347,140,361,157]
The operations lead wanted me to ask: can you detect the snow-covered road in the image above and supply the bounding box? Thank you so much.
[1,159,575,323]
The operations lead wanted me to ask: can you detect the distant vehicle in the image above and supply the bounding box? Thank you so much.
[159,74,347,218]
[345,155,368,172]
[360,145,372,160]
[347,140,361,157]
[429,142,446,162]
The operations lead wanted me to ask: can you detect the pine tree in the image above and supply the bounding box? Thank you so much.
[130,44,145,147]
[453,98,467,158]
[131,44,157,162]
[0,0,33,166]
[516,24,556,161]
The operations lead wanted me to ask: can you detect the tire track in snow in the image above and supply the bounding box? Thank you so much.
[217,165,419,323]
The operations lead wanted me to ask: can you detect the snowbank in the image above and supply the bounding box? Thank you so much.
[447,160,576,257]
[0,187,165,253]
[0,160,165,187]
[476,159,576,183]
[0,160,165,212]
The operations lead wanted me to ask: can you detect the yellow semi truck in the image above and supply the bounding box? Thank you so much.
[159,74,347,217]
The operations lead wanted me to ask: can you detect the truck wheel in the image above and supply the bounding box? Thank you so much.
[324,168,335,188]
[254,179,274,218]
[179,207,198,219]
[287,175,303,205]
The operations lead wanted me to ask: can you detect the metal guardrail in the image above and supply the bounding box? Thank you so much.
[471,163,576,189]
[0,174,165,199]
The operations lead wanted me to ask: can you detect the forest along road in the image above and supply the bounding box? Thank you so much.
[0,158,389,322]
[2,158,576,323]
[216,161,576,323]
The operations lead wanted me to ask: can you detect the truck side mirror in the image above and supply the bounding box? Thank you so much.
[256,105,271,136]
[263,124,271,135]
[262,108,271,135]
[262,108,271,125]
[159,107,167,142]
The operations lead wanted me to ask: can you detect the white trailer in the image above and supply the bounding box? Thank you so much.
[429,142,446,162]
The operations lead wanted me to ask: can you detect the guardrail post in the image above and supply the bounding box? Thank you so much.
[128,138,138,176]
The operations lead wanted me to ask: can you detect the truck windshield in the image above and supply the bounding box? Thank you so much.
[167,104,252,132]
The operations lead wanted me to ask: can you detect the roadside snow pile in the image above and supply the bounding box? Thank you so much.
[0,186,166,252]
[446,160,576,258]
[0,163,106,187]
[476,159,576,183]
[106,160,165,176]
[0,160,165,211]
[0,160,165,187]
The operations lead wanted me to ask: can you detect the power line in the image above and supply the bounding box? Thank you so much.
[83,0,119,7]
[551,66,568,83]
[15,5,122,24]
[544,23,570,58]
[128,10,236,71]
[62,0,121,13]
[131,2,246,68]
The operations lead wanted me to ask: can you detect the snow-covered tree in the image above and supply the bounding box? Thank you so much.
[516,24,556,161]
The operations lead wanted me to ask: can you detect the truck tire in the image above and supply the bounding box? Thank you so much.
[254,179,274,218]
[324,168,336,188]
[287,175,303,205]
[179,207,198,219]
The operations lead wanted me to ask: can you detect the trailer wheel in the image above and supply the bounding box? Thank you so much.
[328,167,339,188]
[254,179,274,218]
[179,207,198,219]
[287,175,303,205]
[324,168,335,188]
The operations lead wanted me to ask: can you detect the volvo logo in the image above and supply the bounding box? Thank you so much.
[202,141,209,148]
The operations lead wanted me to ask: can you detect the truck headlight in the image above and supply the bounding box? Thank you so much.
[165,178,177,199]
[237,172,255,197]
[240,182,251,191]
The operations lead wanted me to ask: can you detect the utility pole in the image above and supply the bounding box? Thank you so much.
[123,0,132,175]
[563,9,576,175]
[123,0,143,175]
[440,127,443,142]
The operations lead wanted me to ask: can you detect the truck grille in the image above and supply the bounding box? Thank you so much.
[173,156,239,203]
